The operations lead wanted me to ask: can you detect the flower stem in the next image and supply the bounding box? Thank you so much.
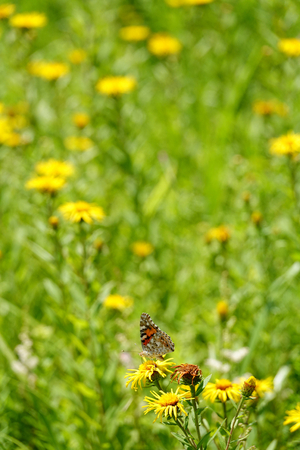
[154,379,163,391]
[190,385,202,446]
[176,418,197,449]
[225,398,244,450]
[222,401,227,428]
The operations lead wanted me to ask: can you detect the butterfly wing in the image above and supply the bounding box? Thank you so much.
[140,312,175,357]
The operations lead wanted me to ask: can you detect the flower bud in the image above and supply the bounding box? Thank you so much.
[49,215,59,229]
[241,376,256,398]
[217,300,229,321]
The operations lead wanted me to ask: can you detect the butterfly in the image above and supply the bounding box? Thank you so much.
[139,313,175,361]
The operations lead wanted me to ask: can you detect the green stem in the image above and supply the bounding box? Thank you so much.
[225,398,244,450]
[201,418,221,450]
[176,418,197,449]
[223,401,227,428]
[191,385,202,445]
[154,379,163,391]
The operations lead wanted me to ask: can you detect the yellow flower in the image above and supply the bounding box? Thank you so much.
[5,132,24,147]
[103,294,133,311]
[203,379,241,403]
[251,211,263,226]
[72,112,90,129]
[64,136,93,151]
[253,377,273,398]
[28,61,69,81]
[166,0,213,5]
[26,176,66,194]
[10,12,47,29]
[205,225,230,243]
[0,4,15,19]
[241,376,256,397]
[49,216,59,228]
[96,76,137,96]
[35,159,74,178]
[269,132,300,156]
[284,404,300,432]
[0,117,14,143]
[68,49,87,64]
[147,33,182,57]
[125,358,174,390]
[252,100,288,116]
[217,300,229,320]
[278,38,300,57]
[59,201,105,224]
[143,388,190,422]
[131,241,154,257]
[119,25,150,41]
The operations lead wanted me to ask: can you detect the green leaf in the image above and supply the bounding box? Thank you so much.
[266,439,277,450]
[171,432,189,446]
[207,419,226,448]
[197,431,212,449]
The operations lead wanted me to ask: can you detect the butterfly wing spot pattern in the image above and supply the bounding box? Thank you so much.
[139,313,175,361]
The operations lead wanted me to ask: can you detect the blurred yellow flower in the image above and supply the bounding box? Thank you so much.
[203,379,240,403]
[166,0,213,5]
[5,132,23,147]
[0,4,15,19]
[278,38,300,57]
[119,25,150,41]
[269,132,300,156]
[217,300,229,319]
[131,241,154,257]
[72,112,90,129]
[148,33,182,56]
[253,377,273,398]
[96,76,137,96]
[68,49,87,64]
[103,294,133,310]
[10,12,47,29]
[125,358,173,390]
[252,100,288,117]
[64,136,93,151]
[251,211,263,226]
[35,159,74,178]
[59,201,105,224]
[143,388,190,422]
[205,225,230,243]
[49,216,59,228]
[26,176,66,194]
[284,404,300,432]
[28,61,69,81]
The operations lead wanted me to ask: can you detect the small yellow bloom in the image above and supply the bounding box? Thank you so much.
[28,61,69,81]
[64,136,93,151]
[251,211,263,226]
[241,376,256,397]
[166,0,213,5]
[205,225,230,243]
[143,388,190,422]
[284,404,300,432]
[0,4,15,19]
[68,49,87,64]
[253,377,273,398]
[278,38,300,57]
[252,100,288,117]
[119,25,150,41]
[10,12,47,29]
[269,132,300,156]
[35,159,74,178]
[49,216,59,228]
[26,176,66,194]
[131,241,154,257]
[148,33,182,57]
[103,294,133,311]
[59,201,105,224]
[203,379,241,403]
[125,359,174,390]
[96,76,137,96]
[72,112,90,129]
[217,300,229,320]
[5,132,24,147]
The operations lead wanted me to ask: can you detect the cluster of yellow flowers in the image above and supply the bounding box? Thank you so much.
[0,102,29,147]
[26,159,73,194]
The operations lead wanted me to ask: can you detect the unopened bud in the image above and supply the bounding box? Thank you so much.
[241,376,256,398]
[49,216,59,229]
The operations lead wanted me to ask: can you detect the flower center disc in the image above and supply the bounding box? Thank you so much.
[159,393,179,406]
[216,379,232,390]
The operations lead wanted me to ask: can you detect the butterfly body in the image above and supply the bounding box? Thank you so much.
[139,313,175,360]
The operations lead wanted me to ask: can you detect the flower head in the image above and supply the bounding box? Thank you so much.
[103,294,133,311]
[166,0,213,5]
[205,225,230,243]
[251,211,263,226]
[203,379,240,403]
[278,38,300,57]
[64,136,93,151]
[72,112,90,129]
[96,76,136,96]
[252,100,288,116]
[253,377,273,398]
[49,216,59,229]
[28,61,69,80]
[35,159,74,178]
[143,388,190,422]
[171,363,202,386]
[148,33,182,57]
[284,404,300,432]
[217,300,229,320]
[131,241,154,257]
[0,4,15,19]
[241,376,256,398]
[59,201,105,224]
[26,176,66,194]
[68,49,87,64]
[125,358,174,390]
[10,12,47,29]
[269,132,300,156]
[119,25,150,41]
